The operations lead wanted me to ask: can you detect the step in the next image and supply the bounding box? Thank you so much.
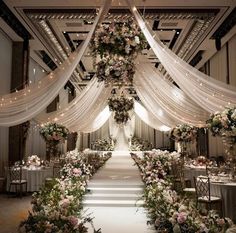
[84,193,141,201]
[87,183,143,188]
[83,199,144,207]
[87,187,143,195]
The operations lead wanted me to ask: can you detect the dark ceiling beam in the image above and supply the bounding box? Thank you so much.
[211,7,236,51]
[0,1,31,40]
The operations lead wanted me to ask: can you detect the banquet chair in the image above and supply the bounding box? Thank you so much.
[8,166,27,197]
[194,176,222,214]
[171,160,191,192]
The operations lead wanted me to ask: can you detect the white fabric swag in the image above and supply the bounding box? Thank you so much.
[128,0,236,113]
[36,79,112,133]
[134,101,171,131]
[134,58,209,126]
[0,0,111,126]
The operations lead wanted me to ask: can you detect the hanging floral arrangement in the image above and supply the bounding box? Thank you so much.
[170,124,198,142]
[96,54,135,87]
[91,21,147,58]
[108,95,134,124]
[91,20,146,88]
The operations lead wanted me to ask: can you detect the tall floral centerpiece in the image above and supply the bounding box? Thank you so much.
[91,20,146,124]
[170,124,198,156]
[40,122,69,161]
[207,107,236,159]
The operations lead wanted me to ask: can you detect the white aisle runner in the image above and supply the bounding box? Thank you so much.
[114,127,129,151]
[84,152,155,233]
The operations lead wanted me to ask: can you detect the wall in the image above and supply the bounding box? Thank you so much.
[206,33,236,157]
[0,30,12,176]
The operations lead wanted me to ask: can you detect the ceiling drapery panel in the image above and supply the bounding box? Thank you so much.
[128,0,236,113]
[0,0,111,127]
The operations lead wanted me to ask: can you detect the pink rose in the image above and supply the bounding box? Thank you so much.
[73,168,82,176]
[177,212,187,224]
[68,216,79,227]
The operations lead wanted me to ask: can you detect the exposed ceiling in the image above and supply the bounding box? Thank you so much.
[2,0,236,90]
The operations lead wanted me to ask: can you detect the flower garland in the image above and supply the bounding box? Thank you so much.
[108,95,134,124]
[40,122,69,143]
[170,124,198,142]
[131,150,234,233]
[20,149,111,233]
[91,21,147,58]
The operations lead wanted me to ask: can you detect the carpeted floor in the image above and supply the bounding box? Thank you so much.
[0,194,32,233]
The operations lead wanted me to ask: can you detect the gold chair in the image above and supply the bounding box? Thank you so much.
[8,166,27,197]
[171,160,191,192]
[194,176,222,214]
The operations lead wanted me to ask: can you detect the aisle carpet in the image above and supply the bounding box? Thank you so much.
[84,151,155,233]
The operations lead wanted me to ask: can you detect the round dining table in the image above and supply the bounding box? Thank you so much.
[210,181,236,221]
[7,166,53,192]
[184,165,207,186]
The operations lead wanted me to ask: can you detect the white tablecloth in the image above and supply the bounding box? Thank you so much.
[210,182,236,221]
[7,167,53,192]
[184,166,207,186]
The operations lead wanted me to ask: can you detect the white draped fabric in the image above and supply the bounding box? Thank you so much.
[0,0,111,126]
[124,113,135,139]
[134,59,209,126]
[128,1,236,113]
[36,79,112,132]
[134,101,171,131]
[109,115,119,140]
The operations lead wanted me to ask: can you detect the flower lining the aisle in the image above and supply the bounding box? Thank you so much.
[131,150,234,233]
[129,136,153,151]
[91,138,114,151]
[19,149,111,233]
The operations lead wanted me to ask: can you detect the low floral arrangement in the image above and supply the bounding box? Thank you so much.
[131,149,234,233]
[170,124,198,142]
[91,138,114,151]
[130,136,153,151]
[108,95,134,124]
[19,149,111,233]
[91,21,147,58]
[96,54,135,87]
[39,122,69,143]
[207,107,236,138]
[27,155,41,167]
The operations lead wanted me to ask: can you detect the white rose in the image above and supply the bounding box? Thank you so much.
[135,36,140,44]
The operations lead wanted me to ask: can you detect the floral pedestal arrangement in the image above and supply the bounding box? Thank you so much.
[40,122,69,161]
[207,107,236,162]
[46,140,60,161]
[171,124,198,158]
